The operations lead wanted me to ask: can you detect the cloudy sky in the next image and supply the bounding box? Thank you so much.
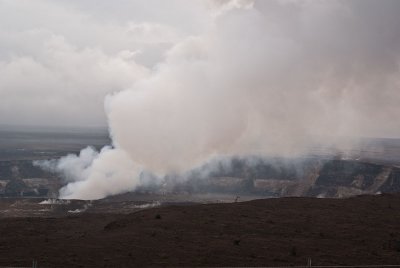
[0,0,215,127]
[1,0,400,140]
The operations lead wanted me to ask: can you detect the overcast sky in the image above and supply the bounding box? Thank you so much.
[0,0,215,127]
[1,0,400,141]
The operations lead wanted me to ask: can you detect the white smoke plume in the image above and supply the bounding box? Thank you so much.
[38,0,400,199]
[36,147,145,199]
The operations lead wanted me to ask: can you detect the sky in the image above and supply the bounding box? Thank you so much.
[1,0,399,138]
[0,0,214,127]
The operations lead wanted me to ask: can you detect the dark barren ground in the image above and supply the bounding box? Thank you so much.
[1,194,400,267]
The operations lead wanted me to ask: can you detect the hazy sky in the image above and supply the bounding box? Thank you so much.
[1,0,400,140]
[0,0,213,127]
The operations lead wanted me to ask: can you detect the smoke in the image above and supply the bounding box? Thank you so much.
[37,0,400,199]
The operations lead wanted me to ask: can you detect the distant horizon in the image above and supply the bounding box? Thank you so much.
[0,123,109,134]
[1,123,400,141]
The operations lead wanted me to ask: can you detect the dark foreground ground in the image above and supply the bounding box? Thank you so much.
[1,194,400,267]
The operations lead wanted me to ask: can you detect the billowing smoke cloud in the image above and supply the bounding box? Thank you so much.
[38,0,400,199]
[35,147,146,199]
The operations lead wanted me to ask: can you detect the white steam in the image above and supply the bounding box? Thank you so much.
[38,0,400,199]
[35,147,143,199]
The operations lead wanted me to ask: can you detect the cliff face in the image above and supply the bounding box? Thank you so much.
[1,157,400,199]
[307,160,400,198]
[196,158,400,198]
[0,160,59,197]
[379,169,400,193]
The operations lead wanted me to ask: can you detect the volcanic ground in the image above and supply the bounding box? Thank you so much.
[2,128,400,267]
[1,194,400,267]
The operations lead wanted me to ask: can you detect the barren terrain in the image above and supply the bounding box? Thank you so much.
[1,128,400,267]
[1,194,400,267]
